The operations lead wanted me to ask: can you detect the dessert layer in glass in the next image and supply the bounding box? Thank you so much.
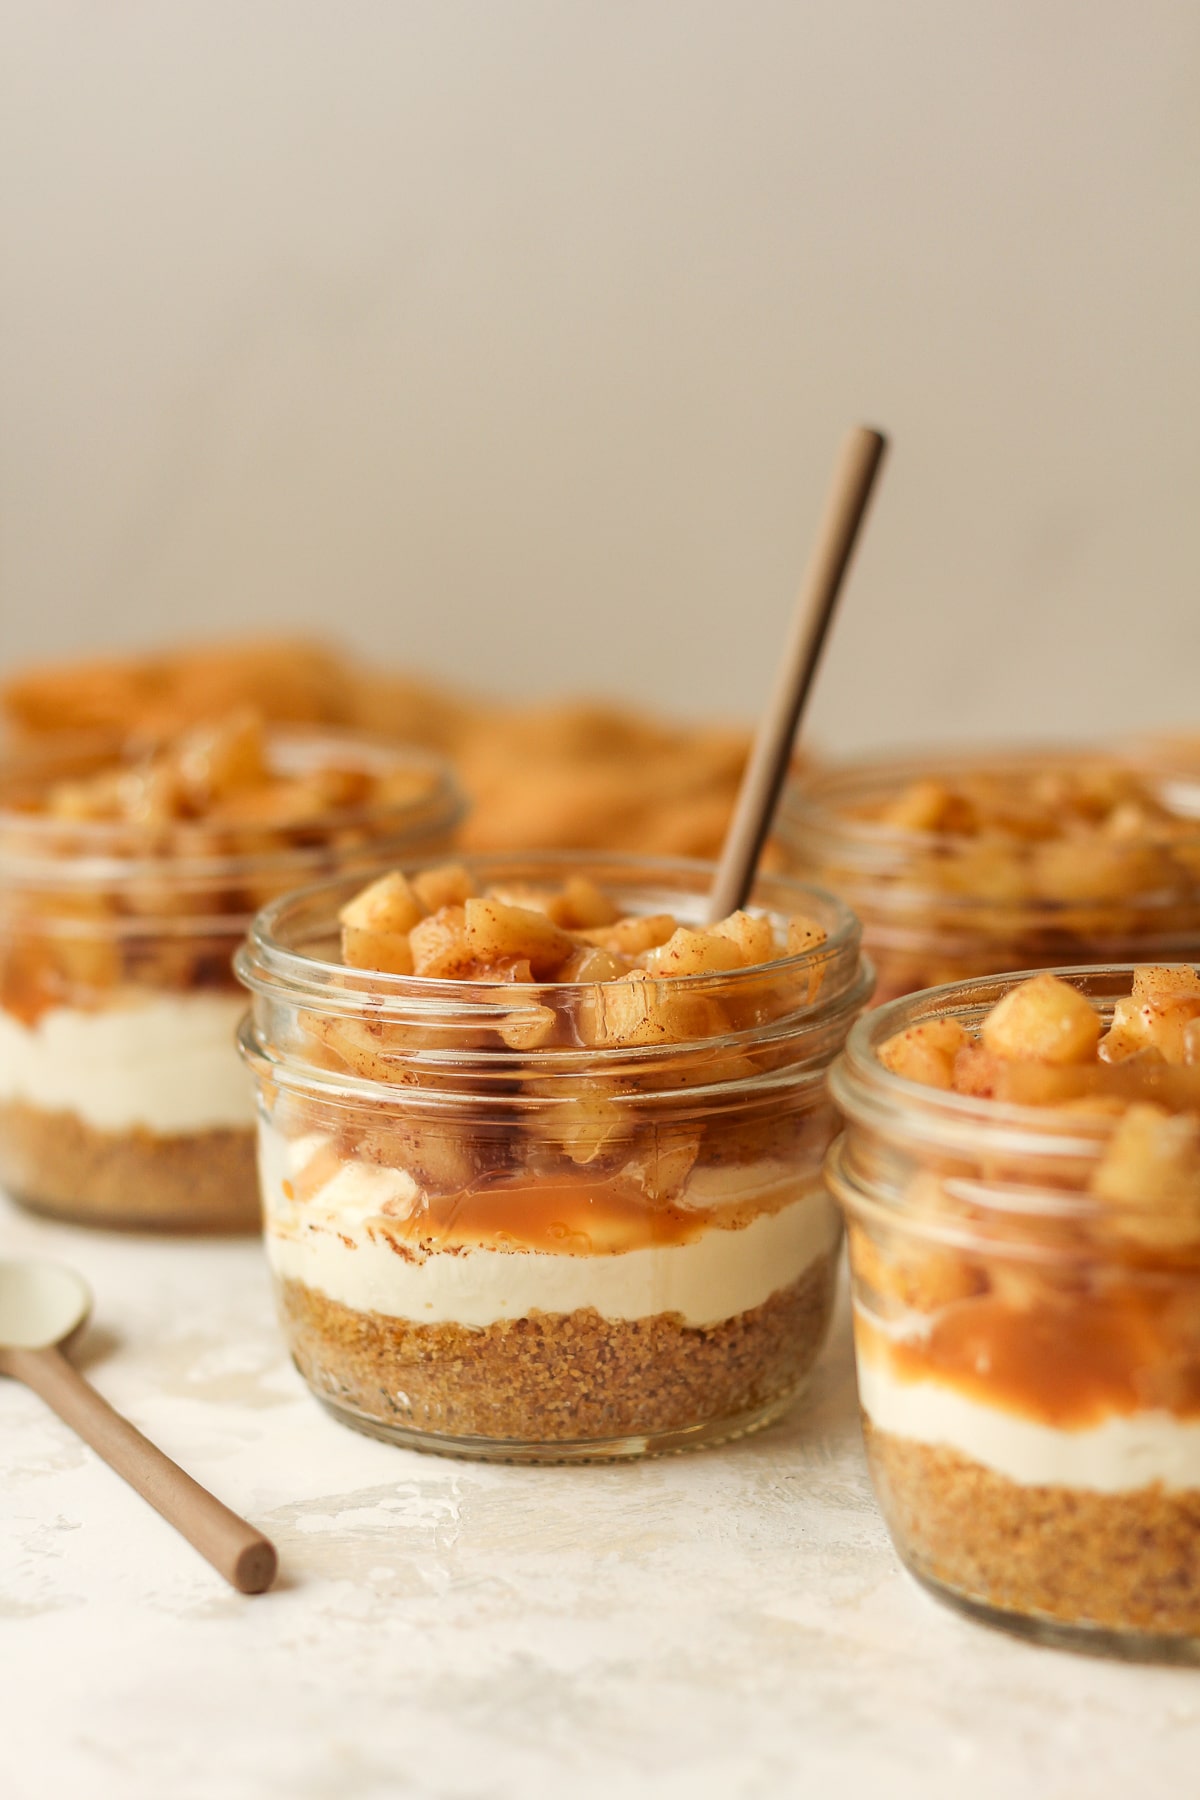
[832,964,1200,1650]
[0,712,461,1229]
[239,856,870,1455]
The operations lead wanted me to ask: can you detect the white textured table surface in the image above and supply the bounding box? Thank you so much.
[3,1196,1199,1800]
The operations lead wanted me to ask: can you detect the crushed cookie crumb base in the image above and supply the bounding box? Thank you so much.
[0,1099,260,1232]
[275,1254,837,1459]
[864,1418,1200,1642]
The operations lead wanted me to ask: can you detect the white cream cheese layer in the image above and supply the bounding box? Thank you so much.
[260,1130,840,1329]
[857,1352,1200,1495]
[0,993,255,1135]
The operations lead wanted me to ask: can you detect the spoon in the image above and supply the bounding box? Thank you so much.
[0,1260,277,1594]
[706,424,888,921]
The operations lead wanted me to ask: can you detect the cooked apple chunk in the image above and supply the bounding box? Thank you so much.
[879,1018,968,1090]
[981,973,1102,1066]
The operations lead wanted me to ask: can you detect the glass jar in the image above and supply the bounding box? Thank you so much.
[0,732,463,1232]
[777,748,1200,1004]
[235,853,873,1461]
[829,967,1200,1660]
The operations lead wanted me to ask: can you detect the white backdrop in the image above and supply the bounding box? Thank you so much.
[1,2,1198,752]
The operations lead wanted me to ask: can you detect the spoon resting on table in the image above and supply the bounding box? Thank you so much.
[0,1259,277,1595]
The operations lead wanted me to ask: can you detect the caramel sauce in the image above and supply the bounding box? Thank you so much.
[0,958,57,1028]
[0,955,239,1028]
[860,1290,1200,1427]
[385,1174,713,1255]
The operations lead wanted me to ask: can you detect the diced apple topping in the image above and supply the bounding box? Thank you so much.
[335,862,824,990]
[320,862,832,1074]
[878,1018,968,1090]
[26,710,435,838]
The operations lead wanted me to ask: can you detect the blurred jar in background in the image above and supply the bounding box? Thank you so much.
[777,747,1200,1004]
[0,713,462,1231]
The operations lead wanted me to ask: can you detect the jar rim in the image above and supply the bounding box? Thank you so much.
[830,961,1192,1157]
[236,850,874,1092]
[827,962,1200,1249]
[779,742,1200,862]
[237,847,865,1004]
[0,728,465,887]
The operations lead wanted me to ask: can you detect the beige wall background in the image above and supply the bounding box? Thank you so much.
[1,2,1198,753]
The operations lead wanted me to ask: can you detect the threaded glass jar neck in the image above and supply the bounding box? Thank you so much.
[829,964,1195,1246]
[781,746,1200,898]
[778,748,1200,999]
[237,852,873,1106]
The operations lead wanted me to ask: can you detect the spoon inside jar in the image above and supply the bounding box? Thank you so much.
[0,1259,277,1594]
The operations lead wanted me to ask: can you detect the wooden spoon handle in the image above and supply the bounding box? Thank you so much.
[9,1345,276,1594]
[706,425,888,922]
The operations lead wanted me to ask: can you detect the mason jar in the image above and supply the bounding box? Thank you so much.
[235,853,873,1461]
[829,966,1200,1660]
[0,731,463,1231]
[777,748,1200,1004]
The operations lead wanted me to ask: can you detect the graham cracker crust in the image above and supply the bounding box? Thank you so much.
[275,1251,836,1452]
[864,1418,1200,1636]
[0,1098,259,1232]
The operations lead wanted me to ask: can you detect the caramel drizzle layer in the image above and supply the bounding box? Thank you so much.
[857,1292,1200,1428]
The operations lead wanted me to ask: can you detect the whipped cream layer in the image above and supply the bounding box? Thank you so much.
[857,1346,1200,1495]
[0,992,256,1135]
[260,1130,840,1329]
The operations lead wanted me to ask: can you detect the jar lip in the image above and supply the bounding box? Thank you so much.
[830,962,1177,1155]
[778,742,1200,857]
[0,729,464,886]
[237,849,866,1012]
